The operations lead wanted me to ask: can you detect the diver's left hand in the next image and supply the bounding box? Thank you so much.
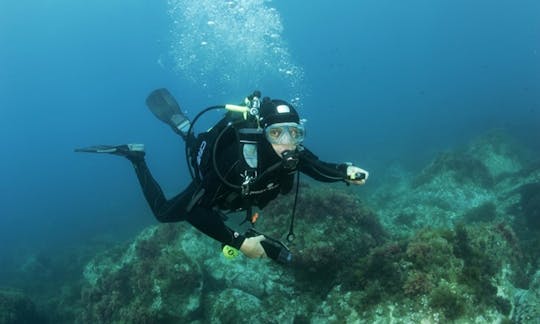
[240,235,267,259]
[346,165,369,185]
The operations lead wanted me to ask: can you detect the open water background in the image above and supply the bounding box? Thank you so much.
[0,0,538,281]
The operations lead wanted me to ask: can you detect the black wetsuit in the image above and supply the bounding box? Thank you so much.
[130,138,349,249]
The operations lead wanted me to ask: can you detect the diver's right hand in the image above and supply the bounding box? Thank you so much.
[240,235,267,259]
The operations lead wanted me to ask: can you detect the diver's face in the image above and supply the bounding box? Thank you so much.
[271,143,297,158]
[265,122,304,158]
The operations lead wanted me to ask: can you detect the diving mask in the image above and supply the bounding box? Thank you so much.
[264,122,305,145]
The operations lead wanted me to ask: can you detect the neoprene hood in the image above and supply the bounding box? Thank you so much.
[259,98,300,128]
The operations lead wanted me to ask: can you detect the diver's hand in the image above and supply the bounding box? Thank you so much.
[346,165,369,185]
[240,235,267,259]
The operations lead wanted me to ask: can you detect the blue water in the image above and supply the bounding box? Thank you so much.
[0,0,538,277]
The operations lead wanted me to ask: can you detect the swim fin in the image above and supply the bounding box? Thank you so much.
[146,88,190,139]
[74,144,145,160]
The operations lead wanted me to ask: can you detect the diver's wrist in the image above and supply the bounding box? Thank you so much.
[230,233,246,250]
[339,163,351,176]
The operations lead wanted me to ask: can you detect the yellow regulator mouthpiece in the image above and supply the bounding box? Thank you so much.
[222,245,240,259]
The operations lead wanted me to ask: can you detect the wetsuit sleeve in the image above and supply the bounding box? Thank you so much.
[298,147,349,182]
[185,207,246,249]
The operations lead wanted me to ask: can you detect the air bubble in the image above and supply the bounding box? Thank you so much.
[168,0,305,104]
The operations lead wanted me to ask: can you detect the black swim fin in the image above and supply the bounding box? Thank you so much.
[146,88,190,139]
[74,144,145,160]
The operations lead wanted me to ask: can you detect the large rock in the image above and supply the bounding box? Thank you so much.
[79,225,205,323]
[78,223,300,323]
[371,130,540,234]
[0,289,44,324]
[258,182,387,292]
[205,288,267,324]
[314,223,519,323]
[513,270,540,323]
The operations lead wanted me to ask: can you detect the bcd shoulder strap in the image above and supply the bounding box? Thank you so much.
[190,114,264,193]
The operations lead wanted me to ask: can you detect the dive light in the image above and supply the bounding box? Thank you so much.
[349,172,367,181]
[247,229,293,264]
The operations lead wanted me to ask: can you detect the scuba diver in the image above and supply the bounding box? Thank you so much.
[76,89,369,264]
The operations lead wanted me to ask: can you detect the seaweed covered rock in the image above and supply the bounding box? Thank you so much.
[79,225,205,323]
[413,151,494,189]
[205,288,269,324]
[460,201,497,223]
[513,270,540,323]
[517,182,540,229]
[77,222,302,323]
[0,289,44,324]
[203,254,294,299]
[327,224,520,322]
[257,182,387,292]
[371,153,497,232]
[466,130,525,178]
[371,130,540,235]
[413,129,528,188]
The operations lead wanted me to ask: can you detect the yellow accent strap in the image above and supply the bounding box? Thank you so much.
[225,104,249,112]
[225,104,249,120]
[222,245,240,259]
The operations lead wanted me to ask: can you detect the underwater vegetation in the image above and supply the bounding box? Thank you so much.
[343,223,516,321]
[3,130,540,323]
[461,201,497,223]
[259,182,389,295]
[79,225,205,323]
[412,150,495,189]
[518,182,540,230]
[0,289,44,324]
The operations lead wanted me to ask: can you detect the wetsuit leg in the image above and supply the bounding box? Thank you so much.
[131,159,198,222]
[130,159,245,249]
